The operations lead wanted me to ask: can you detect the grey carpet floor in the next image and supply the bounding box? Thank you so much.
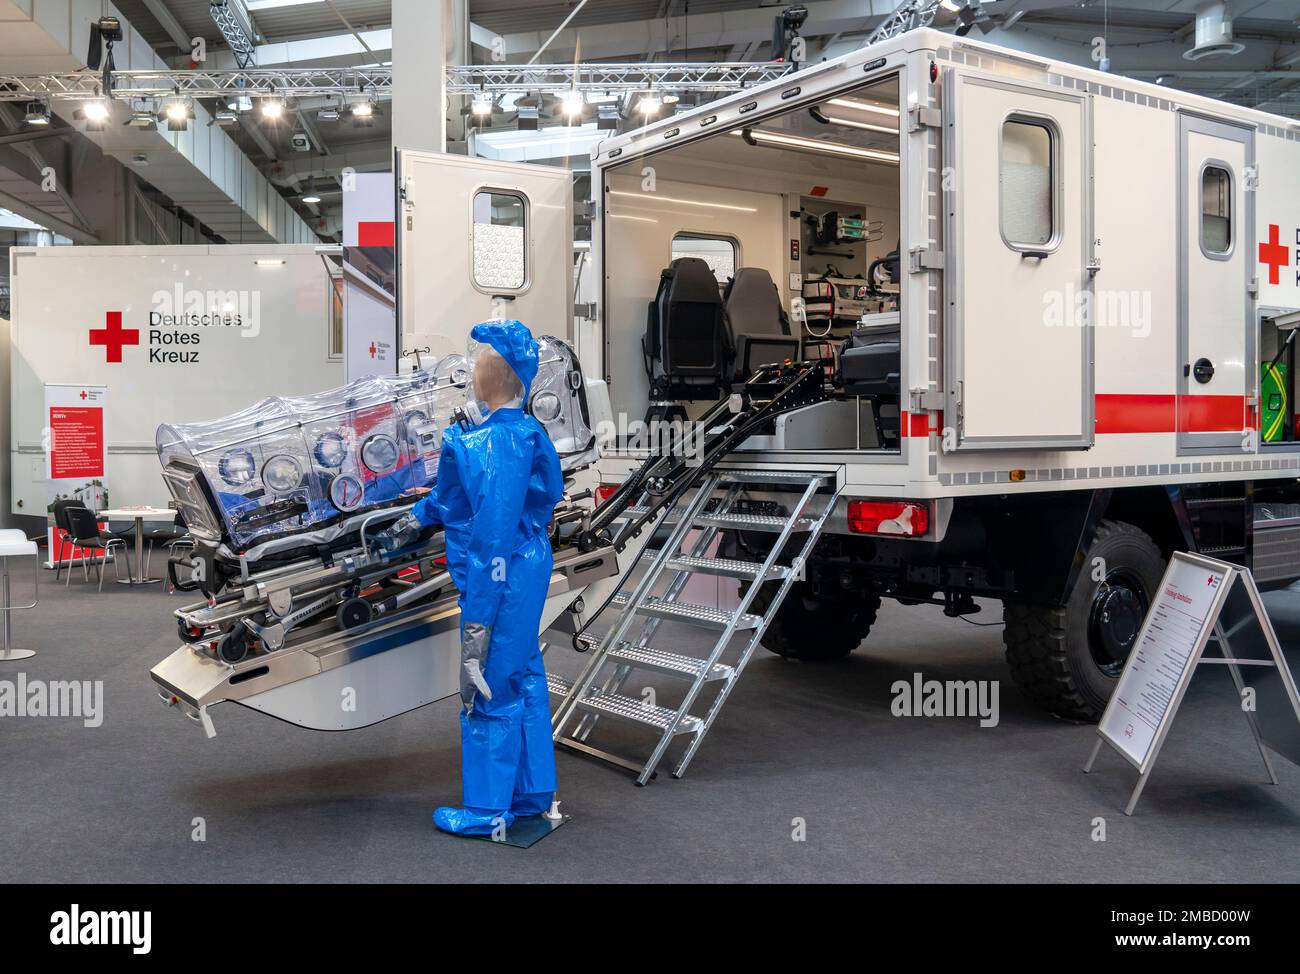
[2,569,1298,884]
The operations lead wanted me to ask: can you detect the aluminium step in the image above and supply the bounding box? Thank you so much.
[611,593,761,631]
[573,689,703,735]
[546,671,573,698]
[576,631,733,682]
[666,554,788,581]
[695,511,814,532]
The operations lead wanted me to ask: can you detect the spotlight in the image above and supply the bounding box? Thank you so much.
[23,102,50,127]
[163,98,191,132]
[126,104,157,129]
[351,100,373,118]
[662,92,680,105]
[261,98,284,120]
[226,93,253,113]
[560,89,585,120]
[638,93,662,117]
[597,104,620,131]
[213,109,239,126]
[317,105,340,121]
[517,105,540,131]
[471,93,493,118]
[76,99,111,131]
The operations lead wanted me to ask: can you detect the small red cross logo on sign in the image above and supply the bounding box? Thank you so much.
[79,391,87,400]
[369,342,377,358]
[89,311,140,363]
[1259,224,1289,286]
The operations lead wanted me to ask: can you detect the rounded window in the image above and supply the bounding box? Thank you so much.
[360,434,400,475]
[218,448,257,487]
[262,455,304,493]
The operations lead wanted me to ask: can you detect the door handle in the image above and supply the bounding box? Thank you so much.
[1192,358,1215,384]
[1020,250,1050,261]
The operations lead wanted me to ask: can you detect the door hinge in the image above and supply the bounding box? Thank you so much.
[910,387,944,412]
[1087,257,1101,278]
[1248,277,1259,298]
[1244,164,1259,191]
[399,176,413,204]
[574,200,594,221]
[907,106,942,132]
[575,302,597,320]
[909,247,944,273]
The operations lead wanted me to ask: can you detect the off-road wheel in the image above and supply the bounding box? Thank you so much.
[1003,519,1165,720]
[753,580,880,661]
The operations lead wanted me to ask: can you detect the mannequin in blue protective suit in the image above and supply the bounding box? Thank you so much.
[375,320,564,836]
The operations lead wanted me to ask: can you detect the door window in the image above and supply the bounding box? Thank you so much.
[1000,118,1055,250]
[472,190,527,290]
[1200,165,1232,257]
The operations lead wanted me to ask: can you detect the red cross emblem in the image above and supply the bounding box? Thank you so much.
[1259,224,1289,286]
[89,311,140,363]
[79,391,87,400]
[369,342,377,358]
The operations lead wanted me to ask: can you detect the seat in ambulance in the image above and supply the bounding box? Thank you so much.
[724,267,798,379]
[643,257,734,416]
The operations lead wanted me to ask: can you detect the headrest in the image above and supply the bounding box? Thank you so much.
[663,257,722,307]
[726,267,786,336]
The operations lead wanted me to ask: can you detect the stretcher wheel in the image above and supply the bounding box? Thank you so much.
[337,597,373,630]
[178,619,206,644]
[219,625,251,664]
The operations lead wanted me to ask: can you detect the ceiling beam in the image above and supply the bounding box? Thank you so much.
[0,185,97,243]
[141,0,194,53]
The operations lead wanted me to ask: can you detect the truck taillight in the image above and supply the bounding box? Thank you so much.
[847,500,930,537]
[595,484,618,505]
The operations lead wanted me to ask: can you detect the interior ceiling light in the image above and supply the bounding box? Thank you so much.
[22,102,50,126]
[825,96,899,118]
[811,107,898,134]
[226,92,253,113]
[261,98,284,120]
[735,128,900,164]
[607,190,758,213]
[302,191,321,204]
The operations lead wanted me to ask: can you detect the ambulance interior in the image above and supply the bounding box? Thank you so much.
[601,74,903,454]
[1260,308,1300,448]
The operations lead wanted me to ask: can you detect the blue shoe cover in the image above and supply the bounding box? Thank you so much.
[433,805,514,836]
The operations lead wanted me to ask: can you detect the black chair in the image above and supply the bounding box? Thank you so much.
[50,499,87,582]
[642,257,734,419]
[143,513,192,587]
[64,506,132,591]
[724,267,798,380]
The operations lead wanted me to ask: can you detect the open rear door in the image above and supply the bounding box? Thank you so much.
[395,150,572,356]
[945,74,1093,450]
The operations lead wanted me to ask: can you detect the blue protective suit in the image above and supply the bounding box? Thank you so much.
[408,321,565,836]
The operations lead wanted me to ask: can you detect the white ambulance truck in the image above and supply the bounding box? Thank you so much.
[397,27,1300,723]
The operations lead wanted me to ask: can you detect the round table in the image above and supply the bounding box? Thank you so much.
[95,507,176,585]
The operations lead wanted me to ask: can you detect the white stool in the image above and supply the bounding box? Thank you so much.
[0,529,38,661]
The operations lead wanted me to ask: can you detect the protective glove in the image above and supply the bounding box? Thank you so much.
[373,512,422,553]
[460,622,493,712]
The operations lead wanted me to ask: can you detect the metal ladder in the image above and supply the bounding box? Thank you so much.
[549,467,840,785]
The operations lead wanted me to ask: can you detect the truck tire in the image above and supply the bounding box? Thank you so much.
[1003,519,1165,721]
[752,580,880,661]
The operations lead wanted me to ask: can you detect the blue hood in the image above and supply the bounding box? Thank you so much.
[469,320,539,399]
